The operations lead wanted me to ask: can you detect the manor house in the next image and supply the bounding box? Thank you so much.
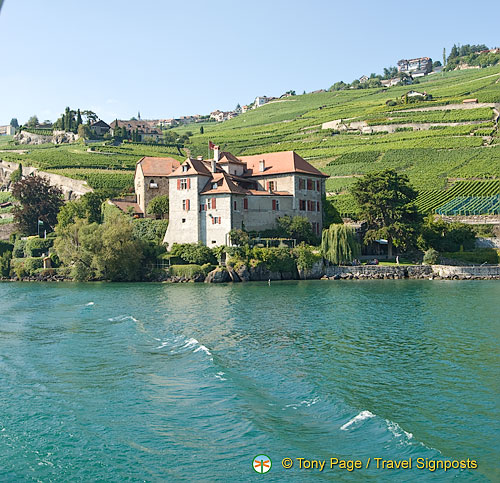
[163,147,327,247]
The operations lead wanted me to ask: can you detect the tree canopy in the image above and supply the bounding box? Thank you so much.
[11,175,64,235]
[351,169,421,256]
[321,224,360,265]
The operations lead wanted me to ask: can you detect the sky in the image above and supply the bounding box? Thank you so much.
[0,0,499,125]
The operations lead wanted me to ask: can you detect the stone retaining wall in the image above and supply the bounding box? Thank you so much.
[431,264,500,279]
[0,160,92,200]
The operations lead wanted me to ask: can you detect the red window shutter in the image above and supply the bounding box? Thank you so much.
[177,179,181,190]
[188,178,191,189]
[234,201,237,210]
[272,200,276,210]
[316,180,320,191]
[317,201,320,212]
[244,198,248,210]
[186,199,190,211]
[212,197,216,209]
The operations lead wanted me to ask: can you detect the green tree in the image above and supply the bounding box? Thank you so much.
[322,196,342,228]
[9,163,22,183]
[276,215,316,244]
[321,224,360,265]
[228,229,249,246]
[54,214,144,281]
[351,169,421,257]
[146,195,169,219]
[418,215,475,252]
[10,118,19,128]
[76,109,83,127]
[200,126,204,134]
[77,123,91,140]
[11,175,64,235]
[26,115,39,128]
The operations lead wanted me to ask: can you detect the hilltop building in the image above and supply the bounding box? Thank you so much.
[90,120,110,136]
[397,57,432,75]
[109,120,162,142]
[163,147,327,247]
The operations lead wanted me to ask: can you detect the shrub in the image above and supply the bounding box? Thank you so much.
[441,249,498,264]
[13,238,26,258]
[24,236,53,257]
[0,251,12,277]
[423,248,439,265]
[251,246,296,273]
[294,243,322,271]
[169,264,206,278]
[132,218,169,244]
[0,240,14,256]
[170,243,217,265]
[23,257,44,275]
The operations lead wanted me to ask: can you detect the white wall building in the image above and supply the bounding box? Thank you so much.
[163,147,327,247]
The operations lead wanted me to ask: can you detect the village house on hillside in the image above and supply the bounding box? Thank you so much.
[90,120,110,136]
[163,147,327,247]
[109,120,162,142]
[397,57,432,75]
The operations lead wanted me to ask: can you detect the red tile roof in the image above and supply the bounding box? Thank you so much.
[239,151,328,178]
[169,158,214,177]
[200,172,248,194]
[137,157,180,177]
[109,199,143,214]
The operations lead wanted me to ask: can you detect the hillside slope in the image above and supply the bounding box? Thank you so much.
[187,65,500,216]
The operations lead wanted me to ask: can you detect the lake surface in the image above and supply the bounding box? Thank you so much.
[0,280,498,482]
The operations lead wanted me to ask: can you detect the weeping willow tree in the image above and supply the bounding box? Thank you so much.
[321,224,360,265]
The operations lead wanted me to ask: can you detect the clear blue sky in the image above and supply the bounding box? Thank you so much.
[1,0,498,125]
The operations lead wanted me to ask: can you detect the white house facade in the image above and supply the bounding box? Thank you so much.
[163,147,327,247]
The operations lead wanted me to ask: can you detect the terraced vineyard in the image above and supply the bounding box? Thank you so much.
[436,194,500,215]
[416,180,500,213]
[1,65,499,207]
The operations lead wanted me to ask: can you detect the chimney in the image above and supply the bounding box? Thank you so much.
[259,160,265,172]
[211,159,217,173]
[214,145,220,162]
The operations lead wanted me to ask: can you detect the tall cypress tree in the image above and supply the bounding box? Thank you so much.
[76,109,82,128]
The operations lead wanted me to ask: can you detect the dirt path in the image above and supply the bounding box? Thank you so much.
[398,103,496,113]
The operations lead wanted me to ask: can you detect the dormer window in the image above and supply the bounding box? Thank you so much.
[149,179,158,189]
[212,182,218,189]
[182,164,189,172]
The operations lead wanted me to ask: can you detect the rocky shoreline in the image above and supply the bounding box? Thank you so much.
[2,263,499,283]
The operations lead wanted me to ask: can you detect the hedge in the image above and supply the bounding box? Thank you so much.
[441,249,499,264]
[24,237,53,257]
[168,264,213,278]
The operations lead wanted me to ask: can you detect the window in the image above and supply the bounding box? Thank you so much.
[307,200,315,211]
[212,216,221,224]
[299,199,306,211]
[182,199,190,211]
[182,218,186,223]
[299,178,305,190]
[266,181,276,191]
[149,179,158,189]
[316,180,321,191]
[234,200,237,211]
[307,179,313,190]
[182,164,189,172]
[243,198,248,210]
[207,197,216,209]
[200,204,206,212]
[317,201,321,212]
[178,178,190,190]
[212,182,218,189]
[272,199,280,211]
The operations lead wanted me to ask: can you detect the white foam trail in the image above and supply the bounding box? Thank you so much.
[194,345,211,356]
[340,410,375,430]
[386,420,413,441]
[85,302,94,306]
[182,338,199,349]
[300,397,319,407]
[156,342,169,349]
[215,372,227,381]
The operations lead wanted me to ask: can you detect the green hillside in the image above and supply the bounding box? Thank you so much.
[1,65,499,215]
[186,65,500,216]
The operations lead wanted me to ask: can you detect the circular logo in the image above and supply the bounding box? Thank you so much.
[253,454,272,474]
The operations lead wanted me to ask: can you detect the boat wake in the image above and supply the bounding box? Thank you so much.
[155,336,213,361]
[340,410,375,430]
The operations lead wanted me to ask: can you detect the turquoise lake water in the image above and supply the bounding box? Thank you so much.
[0,280,498,482]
